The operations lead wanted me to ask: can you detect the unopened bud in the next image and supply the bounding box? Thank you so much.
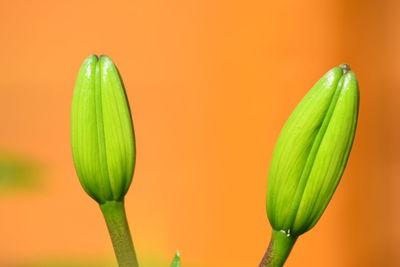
[71,55,135,204]
[267,64,359,236]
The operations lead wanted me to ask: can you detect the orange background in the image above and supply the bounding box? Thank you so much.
[0,0,399,266]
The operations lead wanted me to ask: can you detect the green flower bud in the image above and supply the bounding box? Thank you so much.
[266,64,359,237]
[71,55,135,204]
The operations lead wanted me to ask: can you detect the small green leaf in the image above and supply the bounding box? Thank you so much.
[0,152,42,193]
[170,251,181,267]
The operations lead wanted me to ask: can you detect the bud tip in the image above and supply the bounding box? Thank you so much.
[339,63,351,74]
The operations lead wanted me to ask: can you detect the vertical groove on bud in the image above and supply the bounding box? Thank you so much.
[94,57,113,201]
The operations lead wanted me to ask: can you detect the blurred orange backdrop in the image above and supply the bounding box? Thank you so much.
[0,0,399,266]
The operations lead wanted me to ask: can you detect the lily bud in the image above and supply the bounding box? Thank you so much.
[71,55,135,204]
[266,64,359,237]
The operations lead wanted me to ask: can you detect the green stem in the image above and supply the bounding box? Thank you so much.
[259,230,297,267]
[100,200,139,267]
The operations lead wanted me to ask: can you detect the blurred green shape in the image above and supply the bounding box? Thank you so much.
[15,254,185,267]
[12,252,204,267]
[170,251,181,267]
[0,151,42,193]
[16,257,116,267]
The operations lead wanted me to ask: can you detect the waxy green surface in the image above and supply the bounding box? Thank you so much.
[71,55,135,203]
[267,64,359,236]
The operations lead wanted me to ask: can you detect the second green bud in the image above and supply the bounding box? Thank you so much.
[267,64,359,237]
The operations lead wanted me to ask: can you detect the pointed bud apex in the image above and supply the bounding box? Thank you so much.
[71,55,135,203]
[266,64,359,236]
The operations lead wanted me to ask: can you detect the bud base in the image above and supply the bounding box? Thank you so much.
[259,229,297,267]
